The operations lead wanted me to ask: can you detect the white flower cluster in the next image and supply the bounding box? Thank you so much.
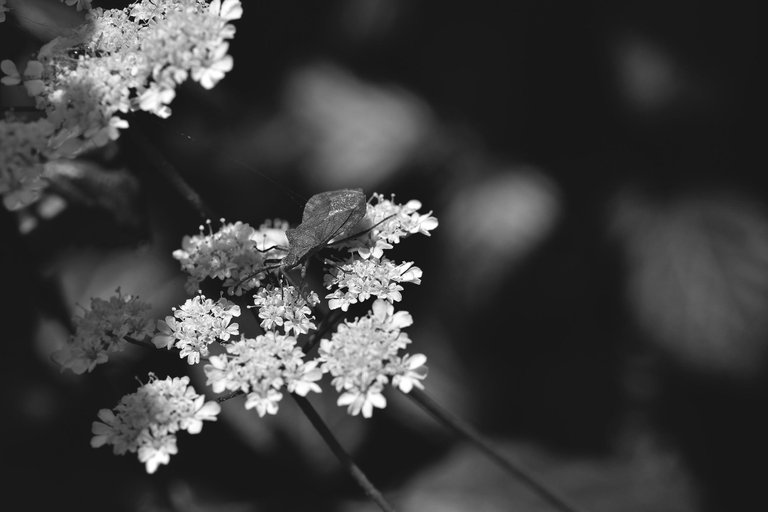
[167,191,436,419]
[324,258,422,311]
[201,285,322,416]
[152,294,240,365]
[91,374,220,474]
[53,289,155,374]
[252,285,319,335]
[318,299,427,418]
[204,332,323,417]
[0,0,242,210]
[172,220,289,295]
[339,193,439,259]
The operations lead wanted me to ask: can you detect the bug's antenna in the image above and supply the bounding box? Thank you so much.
[141,117,307,208]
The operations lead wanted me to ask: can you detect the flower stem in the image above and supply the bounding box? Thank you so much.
[406,388,587,512]
[291,394,397,512]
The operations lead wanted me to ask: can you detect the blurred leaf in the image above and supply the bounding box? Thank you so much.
[612,190,768,377]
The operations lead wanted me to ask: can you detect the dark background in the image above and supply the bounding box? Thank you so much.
[1,1,766,511]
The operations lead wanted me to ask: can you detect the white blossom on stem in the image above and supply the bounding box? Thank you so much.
[204,332,322,417]
[173,219,288,295]
[152,294,240,365]
[91,374,220,474]
[318,299,427,418]
[334,193,439,259]
[324,257,422,311]
[252,285,319,335]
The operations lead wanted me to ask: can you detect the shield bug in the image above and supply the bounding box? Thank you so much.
[237,188,368,289]
[281,188,368,269]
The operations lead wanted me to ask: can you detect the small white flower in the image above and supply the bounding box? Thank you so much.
[338,386,387,418]
[194,43,233,90]
[209,0,243,21]
[392,353,428,393]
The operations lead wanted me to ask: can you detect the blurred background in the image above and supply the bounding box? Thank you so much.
[1,1,766,511]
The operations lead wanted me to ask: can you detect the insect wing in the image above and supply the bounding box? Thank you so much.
[284,189,367,266]
[301,188,365,222]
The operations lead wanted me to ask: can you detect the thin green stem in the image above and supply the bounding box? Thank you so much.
[407,388,588,512]
[291,394,396,512]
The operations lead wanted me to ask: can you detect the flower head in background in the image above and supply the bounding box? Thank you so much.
[0,0,242,210]
[53,289,155,374]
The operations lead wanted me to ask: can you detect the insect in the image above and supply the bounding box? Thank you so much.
[237,188,368,290]
[281,188,368,270]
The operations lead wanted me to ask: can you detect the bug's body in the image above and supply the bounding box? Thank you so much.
[281,188,367,269]
[235,188,368,291]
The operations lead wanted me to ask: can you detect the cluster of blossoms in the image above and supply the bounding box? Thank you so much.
[252,285,319,335]
[91,374,220,473]
[338,193,439,259]
[152,294,240,364]
[203,285,322,416]
[172,219,289,295]
[0,0,242,210]
[53,289,155,374]
[324,258,422,311]
[318,299,427,418]
[205,332,323,417]
[61,190,436,472]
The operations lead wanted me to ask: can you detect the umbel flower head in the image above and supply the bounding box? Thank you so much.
[252,284,319,335]
[91,374,220,473]
[336,193,439,260]
[324,257,422,312]
[53,288,155,374]
[318,299,428,418]
[172,219,288,295]
[204,332,323,417]
[152,294,241,365]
